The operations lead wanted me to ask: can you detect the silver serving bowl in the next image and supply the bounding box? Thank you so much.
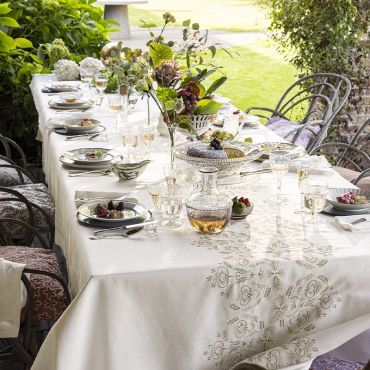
[172,141,261,178]
[111,159,150,180]
[327,188,370,211]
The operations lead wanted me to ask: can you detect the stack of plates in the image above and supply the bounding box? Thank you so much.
[43,83,79,93]
[77,200,151,229]
[323,188,370,216]
[60,147,121,169]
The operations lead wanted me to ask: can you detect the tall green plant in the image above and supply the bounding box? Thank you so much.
[268,0,369,138]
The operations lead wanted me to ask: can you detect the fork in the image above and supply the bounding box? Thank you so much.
[68,169,111,177]
[350,217,367,225]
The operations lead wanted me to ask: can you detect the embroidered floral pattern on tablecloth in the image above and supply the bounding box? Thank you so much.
[195,200,341,370]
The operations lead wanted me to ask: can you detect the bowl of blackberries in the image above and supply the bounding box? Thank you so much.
[231,196,253,219]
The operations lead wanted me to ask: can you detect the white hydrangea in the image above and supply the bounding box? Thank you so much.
[79,57,105,74]
[54,59,80,81]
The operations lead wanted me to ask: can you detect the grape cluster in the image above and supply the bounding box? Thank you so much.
[155,61,179,87]
[209,138,223,150]
[178,88,201,116]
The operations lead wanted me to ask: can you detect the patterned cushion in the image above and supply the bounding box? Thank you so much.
[0,183,54,241]
[266,116,321,149]
[0,158,32,187]
[310,355,365,370]
[0,246,68,321]
[333,166,370,193]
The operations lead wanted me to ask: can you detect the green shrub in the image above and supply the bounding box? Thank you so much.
[0,0,115,160]
[268,0,369,138]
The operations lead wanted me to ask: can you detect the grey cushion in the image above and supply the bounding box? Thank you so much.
[0,158,32,186]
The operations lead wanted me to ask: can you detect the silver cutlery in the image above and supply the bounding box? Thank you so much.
[65,132,101,141]
[68,169,111,177]
[240,169,272,176]
[350,218,367,225]
[75,195,130,203]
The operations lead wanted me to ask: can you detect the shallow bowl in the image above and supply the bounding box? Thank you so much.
[326,188,370,211]
[231,202,254,219]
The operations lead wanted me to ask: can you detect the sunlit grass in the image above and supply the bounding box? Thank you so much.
[129,0,269,32]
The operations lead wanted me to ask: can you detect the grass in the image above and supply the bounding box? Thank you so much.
[129,0,269,32]
[203,41,297,111]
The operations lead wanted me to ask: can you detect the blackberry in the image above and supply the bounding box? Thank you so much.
[209,138,223,150]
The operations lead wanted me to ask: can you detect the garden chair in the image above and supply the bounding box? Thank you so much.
[311,143,370,192]
[245,73,352,153]
[0,186,54,248]
[0,218,70,370]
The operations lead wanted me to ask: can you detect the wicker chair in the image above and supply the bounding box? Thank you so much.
[0,219,70,370]
[245,73,352,153]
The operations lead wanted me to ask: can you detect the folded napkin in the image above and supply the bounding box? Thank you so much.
[335,215,370,232]
[0,258,26,338]
[74,190,134,207]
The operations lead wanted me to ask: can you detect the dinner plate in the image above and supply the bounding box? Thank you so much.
[44,83,79,93]
[54,125,105,136]
[322,202,370,216]
[326,188,370,212]
[59,148,120,169]
[78,200,148,223]
[49,100,93,110]
[72,148,112,164]
[77,210,152,229]
[62,118,100,132]
[255,142,306,160]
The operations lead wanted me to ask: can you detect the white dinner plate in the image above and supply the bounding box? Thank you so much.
[62,118,100,132]
[49,100,93,110]
[78,200,148,223]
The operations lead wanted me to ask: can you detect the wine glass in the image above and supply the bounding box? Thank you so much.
[270,151,290,204]
[121,127,138,159]
[296,158,313,213]
[303,179,328,224]
[108,94,127,131]
[94,74,108,105]
[140,126,156,155]
[80,67,95,92]
[128,88,140,110]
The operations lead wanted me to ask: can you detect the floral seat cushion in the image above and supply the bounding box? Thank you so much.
[0,158,32,187]
[0,183,55,240]
[310,355,365,370]
[266,116,321,150]
[0,246,68,321]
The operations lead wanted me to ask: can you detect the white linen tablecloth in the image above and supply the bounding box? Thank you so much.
[30,74,370,370]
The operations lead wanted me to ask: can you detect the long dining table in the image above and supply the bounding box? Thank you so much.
[30,74,370,370]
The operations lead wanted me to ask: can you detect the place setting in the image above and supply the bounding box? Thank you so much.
[48,91,94,111]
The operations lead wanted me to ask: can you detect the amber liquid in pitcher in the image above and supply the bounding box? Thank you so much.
[189,216,229,234]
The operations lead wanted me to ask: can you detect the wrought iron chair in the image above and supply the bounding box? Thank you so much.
[0,186,54,248]
[0,218,70,370]
[311,143,370,191]
[0,134,28,169]
[245,73,352,152]
[348,117,370,155]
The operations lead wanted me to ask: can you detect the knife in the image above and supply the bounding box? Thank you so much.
[93,220,157,236]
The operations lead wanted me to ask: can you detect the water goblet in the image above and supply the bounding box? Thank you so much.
[94,74,108,104]
[270,151,290,204]
[121,127,138,159]
[80,67,95,92]
[159,187,184,228]
[302,179,328,224]
[295,158,313,213]
[108,94,127,131]
[140,126,156,155]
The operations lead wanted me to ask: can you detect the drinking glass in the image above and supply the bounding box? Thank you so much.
[94,74,108,104]
[303,179,328,224]
[159,188,184,227]
[147,182,164,210]
[128,88,140,110]
[270,151,290,204]
[80,68,95,91]
[140,126,156,154]
[296,158,312,213]
[108,94,127,131]
[121,127,138,159]
[163,165,177,194]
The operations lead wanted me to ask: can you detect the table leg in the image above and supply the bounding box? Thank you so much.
[104,4,131,39]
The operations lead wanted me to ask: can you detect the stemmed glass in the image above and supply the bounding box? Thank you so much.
[94,74,108,105]
[80,67,95,94]
[159,185,185,228]
[295,158,313,213]
[108,94,127,131]
[303,179,328,224]
[270,151,290,204]
[121,127,138,159]
[140,126,156,155]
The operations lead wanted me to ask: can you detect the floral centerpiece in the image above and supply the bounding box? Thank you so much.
[79,57,105,75]
[53,59,80,81]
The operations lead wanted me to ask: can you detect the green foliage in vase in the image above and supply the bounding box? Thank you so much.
[268,0,369,137]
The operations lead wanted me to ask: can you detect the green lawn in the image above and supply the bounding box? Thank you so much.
[129,0,269,32]
[203,41,297,111]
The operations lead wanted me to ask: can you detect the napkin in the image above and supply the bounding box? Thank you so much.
[74,190,135,207]
[0,258,26,338]
[334,215,370,232]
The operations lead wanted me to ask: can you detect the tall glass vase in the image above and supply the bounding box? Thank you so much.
[168,125,176,168]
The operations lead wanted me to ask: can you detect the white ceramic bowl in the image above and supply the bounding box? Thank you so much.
[62,118,100,132]
[111,159,151,180]
[327,188,370,211]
